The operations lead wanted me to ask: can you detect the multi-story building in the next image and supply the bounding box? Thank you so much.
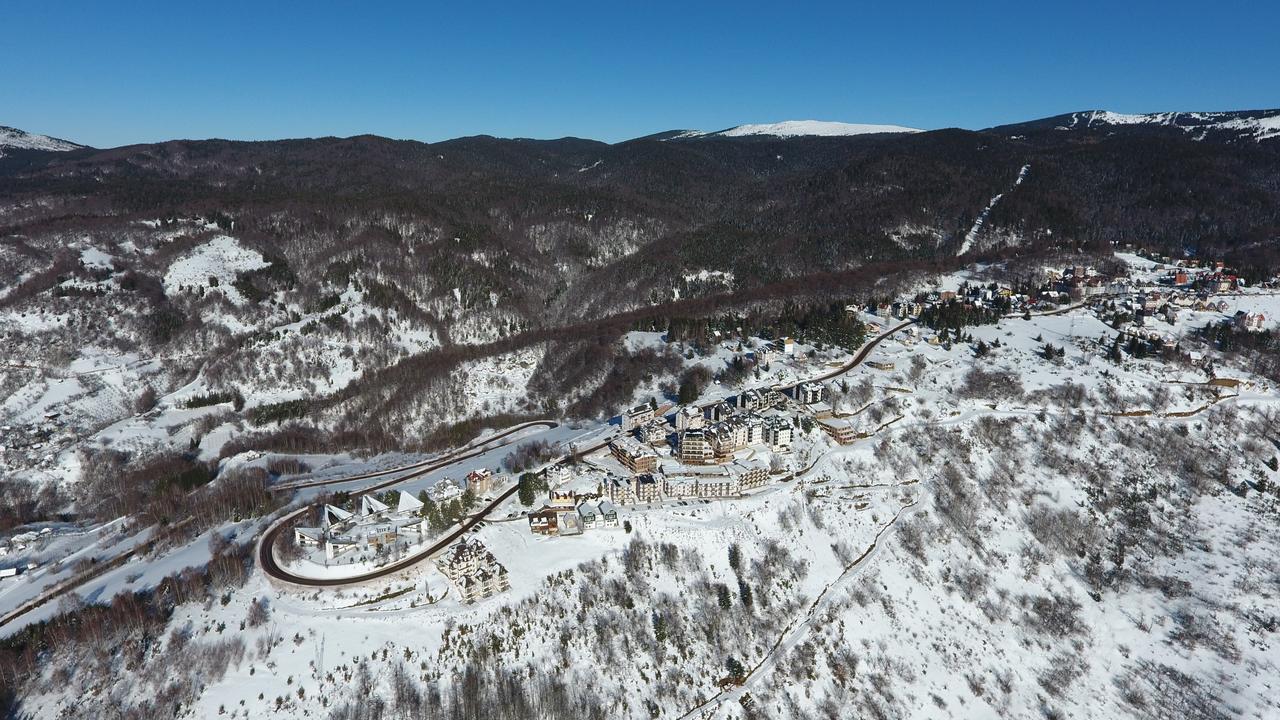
[765,417,793,451]
[604,476,636,506]
[436,539,510,604]
[610,437,658,474]
[638,418,670,445]
[621,404,654,432]
[466,468,494,495]
[796,382,826,405]
[817,417,860,445]
[675,405,705,432]
[633,473,663,504]
[679,429,715,465]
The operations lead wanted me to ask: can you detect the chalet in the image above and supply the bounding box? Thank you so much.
[610,436,658,474]
[577,502,599,529]
[556,509,584,536]
[596,500,620,527]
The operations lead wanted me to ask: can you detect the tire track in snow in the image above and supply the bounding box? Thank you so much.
[957,164,1030,256]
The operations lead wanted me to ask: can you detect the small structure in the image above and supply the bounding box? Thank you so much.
[549,489,577,508]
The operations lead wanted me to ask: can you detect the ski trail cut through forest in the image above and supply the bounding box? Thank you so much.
[958,163,1031,256]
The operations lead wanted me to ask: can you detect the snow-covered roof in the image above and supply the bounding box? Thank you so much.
[396,490,424,514]
[360,495,390,517]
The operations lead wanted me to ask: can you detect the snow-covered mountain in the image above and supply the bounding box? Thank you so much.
[993,109,1280,142]
[0,125,84,153]
[674,119,922,139]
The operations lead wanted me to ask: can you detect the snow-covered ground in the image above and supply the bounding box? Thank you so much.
[7,253,1280,720]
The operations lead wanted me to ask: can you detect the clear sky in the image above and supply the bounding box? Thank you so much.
[6,0,1278,147]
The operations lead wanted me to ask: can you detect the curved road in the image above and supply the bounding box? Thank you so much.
[258,433,619,587]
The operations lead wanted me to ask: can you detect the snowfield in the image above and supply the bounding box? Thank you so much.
[162,235,271,303]
[682,120,922,138]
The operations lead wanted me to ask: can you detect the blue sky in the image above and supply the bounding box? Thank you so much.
[6,1,1278,147]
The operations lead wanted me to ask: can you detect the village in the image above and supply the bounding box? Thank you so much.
[256,249,1279,607]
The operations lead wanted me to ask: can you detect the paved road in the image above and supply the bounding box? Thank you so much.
[271,420,559,492]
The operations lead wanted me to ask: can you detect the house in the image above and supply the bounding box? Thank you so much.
[436,539,510,604]
[781,337,796,355]
[754,342,773,366]
[466,468,495,495]
[596,500,620,527]
[528,507,559,535]
[675,405,705,431]
[679,429,715,465]
[1233,311,1265,332]
[610,437,658,474]
[866,361,894,371]
[621,404,654,432]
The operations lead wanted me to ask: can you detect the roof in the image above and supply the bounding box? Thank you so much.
[396,491,424,514]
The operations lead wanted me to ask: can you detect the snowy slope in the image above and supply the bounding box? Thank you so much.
[679,120,921,138]
[0,125,84,152]
[1058,109,1280,141]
